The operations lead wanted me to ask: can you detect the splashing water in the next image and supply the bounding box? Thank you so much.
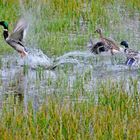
[18,0,90,69]
[17,0,140,70]
[19,48,54,69]
[6,0,138,85]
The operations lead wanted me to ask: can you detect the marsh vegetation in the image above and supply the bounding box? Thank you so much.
[0,0,140,139]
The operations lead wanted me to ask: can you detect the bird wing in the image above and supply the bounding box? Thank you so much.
[125,58,136,66]
[6,38,24,47]
[103,37,120,50]
[89,41,106,54]
[9,18,28,42]
[126,49,139,58]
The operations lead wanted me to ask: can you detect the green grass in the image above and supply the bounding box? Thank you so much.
[0,0,140,139]
[0,0,140,55]
[0,79,140,139]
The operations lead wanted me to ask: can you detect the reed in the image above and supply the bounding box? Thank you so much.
[0,0,140,139]
[0,79,139,139]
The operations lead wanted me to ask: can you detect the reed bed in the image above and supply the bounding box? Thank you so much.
[0,0,140,139]
[0,80,140,139]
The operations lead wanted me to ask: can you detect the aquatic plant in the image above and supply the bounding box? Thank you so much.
[0,0,140,139]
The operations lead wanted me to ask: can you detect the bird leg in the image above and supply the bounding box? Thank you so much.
[110,48,114,55]
[20,51,27,58]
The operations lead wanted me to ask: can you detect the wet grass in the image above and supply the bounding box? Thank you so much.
[0,0,140,139]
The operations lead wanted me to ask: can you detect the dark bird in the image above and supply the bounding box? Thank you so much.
[0,18,28,57]
[88,39,108,54]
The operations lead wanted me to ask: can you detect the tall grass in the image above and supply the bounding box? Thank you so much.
[0,80,140,139]
[0,0,140,139]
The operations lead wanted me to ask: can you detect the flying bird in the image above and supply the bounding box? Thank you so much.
[0,18,28,57]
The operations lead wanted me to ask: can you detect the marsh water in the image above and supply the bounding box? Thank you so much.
[0,49,140,109]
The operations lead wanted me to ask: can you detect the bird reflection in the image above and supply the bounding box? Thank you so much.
[2,67,25,104]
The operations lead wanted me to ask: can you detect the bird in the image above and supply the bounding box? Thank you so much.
[95,28,120,55]
[0,18,28,58]
[120,41,140,66]
[88,39,108,54]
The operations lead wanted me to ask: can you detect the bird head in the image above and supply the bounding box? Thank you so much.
[0,21,8,29]
[120,41,129,48]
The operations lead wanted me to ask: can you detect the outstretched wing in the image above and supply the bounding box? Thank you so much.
[89,40,106,54]
[9,18,28,42]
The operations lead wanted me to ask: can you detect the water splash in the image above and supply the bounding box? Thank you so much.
[13,0,140,80]
[19,48,54,69]
[18,0,89,69]
[17,0,138,70]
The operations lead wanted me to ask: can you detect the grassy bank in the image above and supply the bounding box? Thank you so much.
[0,0,140,139]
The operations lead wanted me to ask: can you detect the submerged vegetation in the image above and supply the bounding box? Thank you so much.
[0,0,140,139]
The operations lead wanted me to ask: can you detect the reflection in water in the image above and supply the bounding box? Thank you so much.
[0,54,57,111]
[13,69,25,103]
[1,68,25,106]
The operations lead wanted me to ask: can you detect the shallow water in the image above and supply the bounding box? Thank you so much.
[0,46,140,115]
[1,0,140,110]
[0,49,140,106]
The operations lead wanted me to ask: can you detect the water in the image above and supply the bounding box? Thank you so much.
[0,46,140,111]
[0,50,139,92]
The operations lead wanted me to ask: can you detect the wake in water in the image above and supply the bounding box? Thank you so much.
[19,49,95,69]
[18,48,135,71]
